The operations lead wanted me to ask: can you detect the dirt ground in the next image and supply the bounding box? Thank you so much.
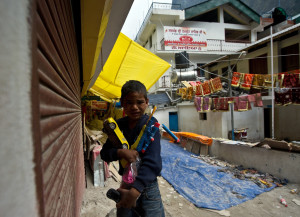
[80,162,300,217]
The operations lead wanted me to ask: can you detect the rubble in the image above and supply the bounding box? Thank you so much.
[191,154,288,188]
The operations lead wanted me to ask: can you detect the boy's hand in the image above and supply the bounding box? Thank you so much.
[116,188,141,209]
[117,149,139,163]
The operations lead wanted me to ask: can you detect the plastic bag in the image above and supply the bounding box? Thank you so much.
[122,157,141,186]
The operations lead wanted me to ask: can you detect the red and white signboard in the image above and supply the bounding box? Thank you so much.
[164,26,207,51]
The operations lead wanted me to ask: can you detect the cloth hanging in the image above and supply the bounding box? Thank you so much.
[210,77,222,93]
[228,97,239,111]
[281,73,298,88]
[276,72,300,105]
[275,73,293,105]
[187,86,194,100]
[195,83,203,96]
[252,74,265,89]
[237,95,251,111]
[275,89,292,105]
[220,97,229,111]
[264,74,277,88]
[241,74,254,90]
[231,72,243,87]
[181,81,192,88]
[212,97,221,111]
[194,97,202,112]
[202,97,211,112]
[248,93,263,107]
[181,88,187,99]
[292,73,300,104]
[201,81,212,96]
[189,81,197,93]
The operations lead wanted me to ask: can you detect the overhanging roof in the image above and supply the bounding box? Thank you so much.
[203,23,300,68]
[185,0,261,23]
[89,33,171,102]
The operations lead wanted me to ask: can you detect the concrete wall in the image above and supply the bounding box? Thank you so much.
[0,1,38,217]
[155,107,178,128]
[208,30,300,141]
[210,140,300,183]
[275,105,300,141]
[159,102,265,141]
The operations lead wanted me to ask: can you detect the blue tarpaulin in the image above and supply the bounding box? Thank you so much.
[161,139,275,210]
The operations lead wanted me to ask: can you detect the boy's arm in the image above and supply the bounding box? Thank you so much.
[100,139,119,162]
[132,130,162,193]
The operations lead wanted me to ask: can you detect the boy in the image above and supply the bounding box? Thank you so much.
[100,80,165,217]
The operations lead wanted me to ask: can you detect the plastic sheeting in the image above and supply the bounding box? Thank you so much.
[90,33,170,102]
[161,139,275,210]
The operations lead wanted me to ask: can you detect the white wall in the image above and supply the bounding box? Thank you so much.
[227,106,265,141]
[182,21,251,41]
[0,1,38,217]
[155,107,178,128]
[275,105,300,141]
[173,102,264,141]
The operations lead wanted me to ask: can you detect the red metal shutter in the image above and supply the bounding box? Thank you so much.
[35,0,85,216]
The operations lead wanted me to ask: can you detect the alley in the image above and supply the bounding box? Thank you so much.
[80,154,300,217]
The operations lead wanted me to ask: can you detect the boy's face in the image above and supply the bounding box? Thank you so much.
[121,91,149,122]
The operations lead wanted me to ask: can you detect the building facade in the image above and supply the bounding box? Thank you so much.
[136,0,300,141]
[135,1,269,92]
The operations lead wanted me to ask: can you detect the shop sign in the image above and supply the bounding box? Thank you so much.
[91,101,108,110]
[164,26,207,51]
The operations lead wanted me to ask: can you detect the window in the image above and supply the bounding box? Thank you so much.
[225,29,250,43]
[199,113,207,120]
[196,63,205,77]
[281,43,299,72]
[187,9,218,22]
[249,54,267,74]
[224,10,244,24]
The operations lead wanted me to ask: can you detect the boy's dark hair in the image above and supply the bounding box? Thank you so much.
[121,80,148,100]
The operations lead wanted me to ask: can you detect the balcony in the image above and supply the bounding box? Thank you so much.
[135,3,182,42]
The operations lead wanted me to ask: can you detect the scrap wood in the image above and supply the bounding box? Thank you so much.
[109,162,121,183]
[256,138,291,151]
[289,142,300,153]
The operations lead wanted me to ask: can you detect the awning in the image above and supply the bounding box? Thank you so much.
[89,33,171,102]
[80,0,134,97]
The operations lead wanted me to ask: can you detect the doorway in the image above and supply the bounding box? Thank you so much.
[264,108,271,138]
[169,112,179,132]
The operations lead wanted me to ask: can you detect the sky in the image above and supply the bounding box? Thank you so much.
[121,0,172,40]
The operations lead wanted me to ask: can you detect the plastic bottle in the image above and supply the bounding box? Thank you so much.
[279,195,288,207]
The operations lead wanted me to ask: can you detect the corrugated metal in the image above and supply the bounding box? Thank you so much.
[148,93,171,106]
[36,0,85,216]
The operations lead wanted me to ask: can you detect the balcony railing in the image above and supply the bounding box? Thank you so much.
[134,3,182,41]
[159,39,251,52]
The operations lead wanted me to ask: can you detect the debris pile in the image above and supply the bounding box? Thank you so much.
[191,154,288,188]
